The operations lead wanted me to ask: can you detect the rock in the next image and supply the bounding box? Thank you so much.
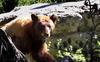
[0,0,100,22]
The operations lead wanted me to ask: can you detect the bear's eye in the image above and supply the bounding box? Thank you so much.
[38,23,45,31]
[41,25,45,29]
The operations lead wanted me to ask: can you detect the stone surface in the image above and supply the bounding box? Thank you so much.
[0,0,100,22]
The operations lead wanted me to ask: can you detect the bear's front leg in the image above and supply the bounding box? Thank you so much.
[32,43,56,62]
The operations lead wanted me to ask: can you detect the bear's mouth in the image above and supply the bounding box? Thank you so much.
[40,36,48,43]
[41,32,50,37]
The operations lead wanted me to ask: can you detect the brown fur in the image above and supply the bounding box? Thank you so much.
[1,14,57,62]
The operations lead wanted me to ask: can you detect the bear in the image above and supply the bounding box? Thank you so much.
[1,14,57,62]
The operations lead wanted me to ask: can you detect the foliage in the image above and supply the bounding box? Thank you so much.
[18,0,36,6]
[1,0,18,12]
[48,38,86,62]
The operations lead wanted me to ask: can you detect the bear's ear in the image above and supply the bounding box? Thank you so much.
[31,14,39,23]
[50,15,57,24]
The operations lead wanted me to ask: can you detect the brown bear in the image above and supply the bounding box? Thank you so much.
[1,14,57,62]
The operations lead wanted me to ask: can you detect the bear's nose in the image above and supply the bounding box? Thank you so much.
[44,33,50,37]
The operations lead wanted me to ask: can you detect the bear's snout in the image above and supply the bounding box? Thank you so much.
[44,33,49,37]
[44,26,51,37]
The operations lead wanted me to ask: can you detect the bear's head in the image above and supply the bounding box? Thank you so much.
[27,14,57,41]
